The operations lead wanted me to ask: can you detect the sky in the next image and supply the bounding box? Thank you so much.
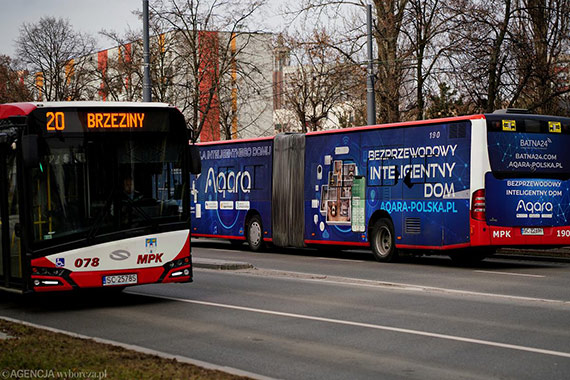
[0,0,145,57]
[0,0,286,58]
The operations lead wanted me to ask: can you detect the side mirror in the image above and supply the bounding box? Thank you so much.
[189,144,201,175]
[22,134,39,168]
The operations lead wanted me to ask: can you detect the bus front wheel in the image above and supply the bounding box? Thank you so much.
[370,218,398,262]
[246,215,265,252]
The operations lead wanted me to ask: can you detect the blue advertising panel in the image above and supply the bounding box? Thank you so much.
[304,121,471,247]
[486,174,570,227]
[487,132,570,174]
[191,140,273,239]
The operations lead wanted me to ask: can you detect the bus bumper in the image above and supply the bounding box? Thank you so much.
[470,219,570,247]
[31,258,192,293]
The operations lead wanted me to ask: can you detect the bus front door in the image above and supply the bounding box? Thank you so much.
[0,148,23,290]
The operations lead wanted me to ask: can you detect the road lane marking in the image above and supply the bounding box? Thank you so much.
[315,257,366,263]
[129,291,570,359]
[475,270,545,278]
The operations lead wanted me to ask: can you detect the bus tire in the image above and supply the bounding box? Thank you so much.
[370,218,398,262]
[246,215,264,252]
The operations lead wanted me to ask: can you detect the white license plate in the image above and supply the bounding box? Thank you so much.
[102,274,138,286]
[521,227,544,236]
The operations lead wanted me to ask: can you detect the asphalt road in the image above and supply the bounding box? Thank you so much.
[2,241,570,379]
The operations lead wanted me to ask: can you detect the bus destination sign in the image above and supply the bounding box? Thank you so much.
[87,112,145,129]
[44,111,146,132]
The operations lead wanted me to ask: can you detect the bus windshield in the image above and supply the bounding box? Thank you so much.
[31,131,186,245]
[486,114,570,178]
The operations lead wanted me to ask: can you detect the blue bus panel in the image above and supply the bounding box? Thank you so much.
[191,140,273,239]
[487,132,570,174]
[486,175,570,227]
[304,121,471,248]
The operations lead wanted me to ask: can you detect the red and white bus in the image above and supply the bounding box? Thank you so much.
[0,102,201,293]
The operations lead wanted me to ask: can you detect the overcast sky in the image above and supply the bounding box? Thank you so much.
[0,0,285,58]
[0,0,145,56]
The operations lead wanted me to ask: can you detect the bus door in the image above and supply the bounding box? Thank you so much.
[0,146,22,289]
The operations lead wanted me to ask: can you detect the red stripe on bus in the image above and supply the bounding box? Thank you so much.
[306,114,486,136]
[197,136,274,146]
[396,243,471,251]
[304,240,369,247]
[192,233,246,240]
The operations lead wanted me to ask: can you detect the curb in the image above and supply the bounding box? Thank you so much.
[193,258,254,270]
[0,316,275,380]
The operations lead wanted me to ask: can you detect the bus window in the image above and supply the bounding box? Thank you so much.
[32,141,86,242]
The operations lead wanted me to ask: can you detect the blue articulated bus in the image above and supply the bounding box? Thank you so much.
[191,110,570,262]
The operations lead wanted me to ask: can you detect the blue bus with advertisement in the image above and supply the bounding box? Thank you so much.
[191,110,570,262]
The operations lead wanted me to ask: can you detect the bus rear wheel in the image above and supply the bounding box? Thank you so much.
[246,215,264,252]
[370,218,398,262]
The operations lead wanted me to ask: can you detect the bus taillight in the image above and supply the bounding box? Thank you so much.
[471,189,486,221]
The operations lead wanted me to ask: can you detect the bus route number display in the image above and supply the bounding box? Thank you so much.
[46,111,65,131]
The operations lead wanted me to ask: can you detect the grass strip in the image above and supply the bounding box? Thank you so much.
[0,319,250,380]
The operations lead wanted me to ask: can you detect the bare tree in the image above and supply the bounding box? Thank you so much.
[149,0,269,142]
[372,0,409,123]
[446,0,569,115]
[278,30,364,132]
[285,0,409,123]
[513,0,570,114]
[97,29,144,102]
[401,0,457,120]
[446,0,516,112]
[15,17,97,101]
[0,55,33,103]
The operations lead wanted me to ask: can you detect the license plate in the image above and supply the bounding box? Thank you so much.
[521,227,544,236]
[102,274,138,286]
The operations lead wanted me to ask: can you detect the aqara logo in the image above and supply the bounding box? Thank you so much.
[204,167,252,198]
[515,200,553,213]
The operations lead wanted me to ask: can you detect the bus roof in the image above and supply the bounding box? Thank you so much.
[306,114,486,136]
[198,136,274,146]
[0,101,176,119]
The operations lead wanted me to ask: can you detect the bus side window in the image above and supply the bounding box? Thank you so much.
[217,166,233,192]
[366,157,399,187]
[244,164,264,191]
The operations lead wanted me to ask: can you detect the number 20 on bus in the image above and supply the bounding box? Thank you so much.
[46,111,65,131]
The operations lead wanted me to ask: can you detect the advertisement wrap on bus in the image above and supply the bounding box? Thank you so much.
[191,110,570,263]
[192,138,273,245]
[303,121,472,249]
